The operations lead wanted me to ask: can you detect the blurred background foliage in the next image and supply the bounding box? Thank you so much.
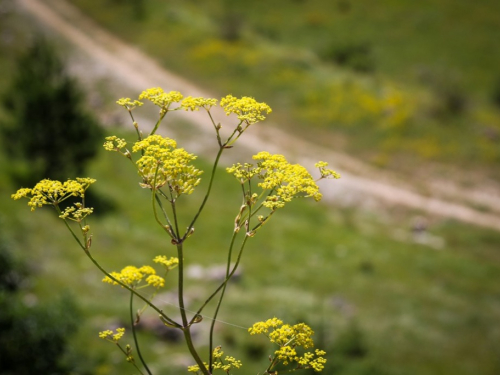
[0,0,500,374]
[0,228,82,375]
[66,0,500,181]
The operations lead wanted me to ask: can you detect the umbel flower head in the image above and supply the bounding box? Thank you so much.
[116,98,143,110]
[220,94,272,126]
[11,178,96,211]
[99,327,126,342]
[132,134,203,195]
[227,152,323,210]
[249,318,327,372]
[138,87,183,109]
[102,262,168,289]
[187,346,242,373]
[181,96,218,111]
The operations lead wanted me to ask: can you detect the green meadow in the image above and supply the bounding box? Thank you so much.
[1,1,500,374]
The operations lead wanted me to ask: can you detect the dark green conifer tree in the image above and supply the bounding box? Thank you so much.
[1,37,103,185]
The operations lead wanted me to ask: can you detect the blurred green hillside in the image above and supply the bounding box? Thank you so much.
[64,0,500,181]
[1,1,500,375]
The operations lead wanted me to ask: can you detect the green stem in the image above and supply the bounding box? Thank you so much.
[127,108,142,141]
[170,194,181,240]
[207,110,223,147]
[116,343,145,375]
[130,292,153,375]
[155,193,174,230]
[149,108,168,135]
[151,168,176,240]
[176,242,210,375]
[207,229,237,370]
[182,146,224,241]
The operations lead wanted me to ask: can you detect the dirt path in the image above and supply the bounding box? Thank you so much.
[17,0,500,231]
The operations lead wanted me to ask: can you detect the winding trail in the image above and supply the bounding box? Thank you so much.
[17,0,500,231]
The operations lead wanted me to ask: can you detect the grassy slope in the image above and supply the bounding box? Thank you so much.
[1,3,500,375]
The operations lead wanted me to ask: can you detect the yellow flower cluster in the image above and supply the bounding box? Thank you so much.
[315,161,341,180]
[181,96,218,111]
[227,152,322,210]
[59,203,94,222]
[138,87,183,108]
[102,264,165,289]
[99,327,125,342]
[132,135,203,195]
[153,255,179,270]
[116,98,143,110]
[249,318,327,372]
[187,347,242,373]
[11,178,96,211]
[247,317,283,334]
[220,95,272,125]
[225,162,259,181]
[103,136,127,151]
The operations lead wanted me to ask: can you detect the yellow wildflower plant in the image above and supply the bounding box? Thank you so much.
[12,86,339,375]
[11,178,96,211]
[249,318,327,372]
[132,134,203,195]
[220,94,272,125]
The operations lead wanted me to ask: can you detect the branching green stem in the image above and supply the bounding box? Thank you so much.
[56,205,180,327]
